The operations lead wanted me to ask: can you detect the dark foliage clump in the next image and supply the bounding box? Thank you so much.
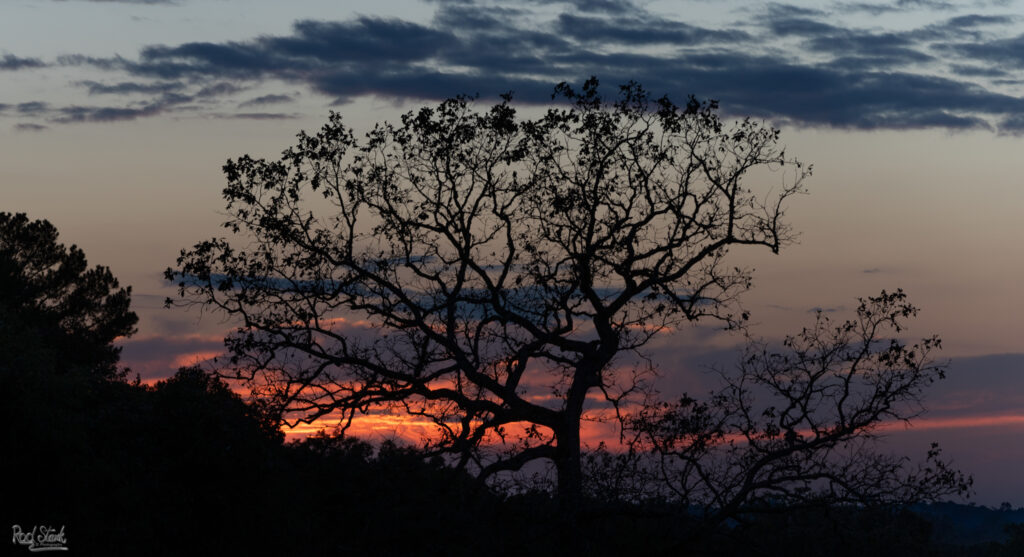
[0,212,137,379]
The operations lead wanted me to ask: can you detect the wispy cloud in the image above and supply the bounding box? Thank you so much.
[217,112,299,120]
[237,94,294,108]
[50,0,179,4]
[941,32,1024,68]
[17,102,49,114]
[52,92,193,123]
[554,13,751,45]
[0,54,46,70]
[76,80,186,95]
[14,123,48,132]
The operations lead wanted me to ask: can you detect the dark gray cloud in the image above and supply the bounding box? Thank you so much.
[17,102,48,114]
[237,93,294,108]
[14,123,48,132]
[841,0,956,14]
[997,113,1024,134]
[52,92,192,123]
[195,82,246,98]
[555,13,751,45]
[556,53,1012,130]
[51,0,177,4]
[839,2,904,15]
[128,17,458,81]
[766,4,827,18]
[949,64,1007,77]
[57,54,124,70]
[77,79,185,95]
[432,4,528,33]
[768,15,837,37]
[527,0,635,14]
[17,2,1024,132]
[432,0,635,14]
[944,14,1016,28]
[905,13,1016,42]
[897,0,956,9]
[433,4,572,77]
[220,112,298,120]
[772,9,1013,45]
[766,12,934,69]
[0,54,46,70]
[942,32,1024,68]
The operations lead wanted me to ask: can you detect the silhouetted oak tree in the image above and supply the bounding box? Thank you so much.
[169,78,809,505]
[622,290,971,534]
[0,212,137,378]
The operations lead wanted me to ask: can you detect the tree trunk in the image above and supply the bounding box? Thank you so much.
[554,417,583,554]
[555,355,605,550]
[556,356,603,509]
[555,419,582,510]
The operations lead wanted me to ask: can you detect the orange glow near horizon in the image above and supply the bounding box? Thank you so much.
[172,350,223,369]
[282,406,631,450]
[120,332,228,345]
[285,413,441,440]
[116,326,1024,452]
[282,315,375,330]
[281,410,1024,449]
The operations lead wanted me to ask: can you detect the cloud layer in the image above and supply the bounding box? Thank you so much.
[8,0,1024,132]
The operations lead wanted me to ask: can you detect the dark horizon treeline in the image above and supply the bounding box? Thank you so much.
[4,364,1024,556]
[2,210,1023,555]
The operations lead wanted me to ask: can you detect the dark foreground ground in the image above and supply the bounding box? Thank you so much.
[3,367,1022,556]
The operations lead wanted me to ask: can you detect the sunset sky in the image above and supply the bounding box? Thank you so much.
[3,0,1024,505]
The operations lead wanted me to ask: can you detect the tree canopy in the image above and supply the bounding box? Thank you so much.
[624,290,971,531]
[0,212,137,379]
[170,78,809,504]
[167,77,968,514]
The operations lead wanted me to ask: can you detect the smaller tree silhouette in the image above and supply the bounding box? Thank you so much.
[625,290,971,533]
[0,212,137,378]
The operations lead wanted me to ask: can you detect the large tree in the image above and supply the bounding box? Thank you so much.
[169,78,809,505]
[0,212,137,378]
